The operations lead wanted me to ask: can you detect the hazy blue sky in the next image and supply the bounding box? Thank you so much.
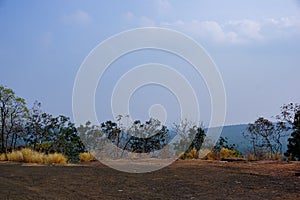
[1,1,300,126]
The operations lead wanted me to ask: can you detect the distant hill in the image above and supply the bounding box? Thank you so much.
[207,124,292,155]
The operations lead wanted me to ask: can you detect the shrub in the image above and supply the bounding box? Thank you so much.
[198,149,211,159]
[0,153,7,161]
[179,148,199,159]
[273,153,282,161]
[205,151,217,160]
[79,152,96,162]
[185,148,199,159]
[1,148,68,165]
[45,153,67,164]
[206,147,243,160]
[245,153,256,161]
[245,151,283,161]
[7,151,23,162]
[21,148,44,163]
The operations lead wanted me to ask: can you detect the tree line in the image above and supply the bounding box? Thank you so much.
[243,103,300,160]
[0,85,206,161]
[1,85,299,162]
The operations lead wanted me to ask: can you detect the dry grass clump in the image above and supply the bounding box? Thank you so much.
[21,148,44,163]
[245,152,283,161]
[0,153,7,161]
[7,151,24,162]
[206,147,243,160]
[198,149,211,159]
[0,148,67,165]
[79,152,96,162]
[45,153,67,164]
[179,148,199,159]
[245,153,256,161]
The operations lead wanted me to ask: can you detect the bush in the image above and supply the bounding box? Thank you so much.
[0,153,7,161]
[21,148,44,163]
[179,148,199,159]
[1,148,67,165]
[245,152,256,161]
[206,147,243,160]
[45,153,67,164]
[245,152,283,161]
[198,149,211,159]
[7,151,23,162]
[79,152,96,162]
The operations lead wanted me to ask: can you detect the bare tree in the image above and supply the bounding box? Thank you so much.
[243,117,289,159]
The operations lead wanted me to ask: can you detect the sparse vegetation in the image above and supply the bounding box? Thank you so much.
[1,148,67,164]
[203,137,242,160]
[45,153,67,164]
[179,148,199,159]
[6,150,24,162]
[205,147,243,160]
[79,152,96,162]
[0,85,300,162]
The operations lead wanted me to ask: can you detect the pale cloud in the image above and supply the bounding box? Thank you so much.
[62,10,92,26]
[155,0,172,15]
[227,19,263,40]
[124,12,156,27]
[124,11,300,44]
[161,20,241,44]
[265,16,300,28]
[161,16,300,44]
[263,16,300,39]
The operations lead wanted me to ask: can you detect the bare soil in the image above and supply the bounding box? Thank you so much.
[0,160,299,200]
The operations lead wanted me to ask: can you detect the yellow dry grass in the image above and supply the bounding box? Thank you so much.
[179,148,199,159]
[7,151,23,162]
[21,148,44,163]
[0,153,7,161]
[45,153,67,164]
[79,152,96,162]
[1,148,67,165]
[206,147,243,160]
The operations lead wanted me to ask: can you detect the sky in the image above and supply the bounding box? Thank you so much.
[0,0,300,127]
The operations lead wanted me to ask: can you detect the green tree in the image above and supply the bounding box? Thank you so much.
[285,110,300,160]
[44,115,85,162]
[124,118,170,154]
[25,101,53,151]
[212,136,241,157]
[97,118,170,158]
[173,120,206,157]
[0,86,28,154]
[77,121,104,153]
[25,103,85,162]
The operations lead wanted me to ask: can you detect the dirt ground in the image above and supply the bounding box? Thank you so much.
[0,160,299,200]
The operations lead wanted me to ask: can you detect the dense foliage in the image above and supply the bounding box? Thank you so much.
[285,110,300,160]
[0,86,85,162]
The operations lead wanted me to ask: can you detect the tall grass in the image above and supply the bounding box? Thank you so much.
[0,153,6,161]
[206,147,243,160]
[179,148,199,159]
[21,148,44,163]
[45,153,67,164]
[7,151,23,162]
[0,148,67,164]
[79,152,96,162]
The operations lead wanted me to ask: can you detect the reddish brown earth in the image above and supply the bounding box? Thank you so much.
[0,160,299,200]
